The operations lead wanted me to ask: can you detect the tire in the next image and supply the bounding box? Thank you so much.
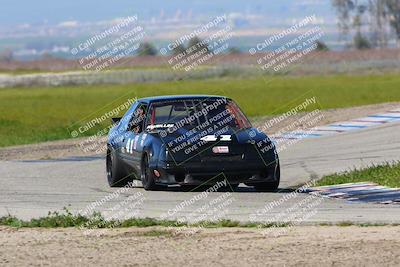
[254,164,280,192]
[106,148,132,187]
[141,153,158,191]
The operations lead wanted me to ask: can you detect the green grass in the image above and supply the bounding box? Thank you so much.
[316,162,400,188]
[0,208,286,229]
[0,209,397,229]
[1,73,400,147]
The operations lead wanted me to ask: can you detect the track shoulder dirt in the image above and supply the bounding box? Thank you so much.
[1,226,399,266]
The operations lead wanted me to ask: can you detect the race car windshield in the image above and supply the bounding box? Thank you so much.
[146,99,251,131]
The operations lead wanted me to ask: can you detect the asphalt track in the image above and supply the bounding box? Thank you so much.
[1,121,400,224]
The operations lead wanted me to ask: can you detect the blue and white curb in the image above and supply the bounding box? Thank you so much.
[305,182,400,204]
[272,108,400,141]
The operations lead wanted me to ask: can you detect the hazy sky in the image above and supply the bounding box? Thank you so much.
[2,0,334,26]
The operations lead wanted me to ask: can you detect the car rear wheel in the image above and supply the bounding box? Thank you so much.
[141,154,158,191]
[254,164,280,192]
[106,148,131,187]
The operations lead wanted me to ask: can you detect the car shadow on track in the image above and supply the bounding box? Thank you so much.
[127,183,295,193]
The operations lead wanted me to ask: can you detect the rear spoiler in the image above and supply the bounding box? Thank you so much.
[111,117,122,124]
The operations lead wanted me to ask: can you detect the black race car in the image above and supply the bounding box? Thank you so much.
[106,95,280,191]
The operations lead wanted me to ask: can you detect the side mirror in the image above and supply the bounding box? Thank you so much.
[111,117,122,124]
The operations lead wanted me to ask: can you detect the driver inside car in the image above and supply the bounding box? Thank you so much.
[133,106,146,133]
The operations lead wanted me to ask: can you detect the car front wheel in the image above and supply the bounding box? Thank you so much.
[106,148,131,187]
[254,164,280,192]
[141,154,158,191]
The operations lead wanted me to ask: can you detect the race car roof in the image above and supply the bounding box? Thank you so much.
[138,95,229,104]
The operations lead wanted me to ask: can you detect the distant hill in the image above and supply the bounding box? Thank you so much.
[1,0,335,26]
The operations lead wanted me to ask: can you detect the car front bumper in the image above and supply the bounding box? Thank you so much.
[153,158,279,186]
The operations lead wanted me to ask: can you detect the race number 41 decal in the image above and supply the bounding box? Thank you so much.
[125,138,133,154]
[125,134,148,154]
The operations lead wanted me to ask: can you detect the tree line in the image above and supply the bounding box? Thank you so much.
[332,0,400,49]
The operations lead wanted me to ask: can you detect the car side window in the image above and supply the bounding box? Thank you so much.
[118,102,138,132]
[128,103,148,134]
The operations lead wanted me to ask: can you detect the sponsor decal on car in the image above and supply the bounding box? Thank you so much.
[212,146,229,154]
